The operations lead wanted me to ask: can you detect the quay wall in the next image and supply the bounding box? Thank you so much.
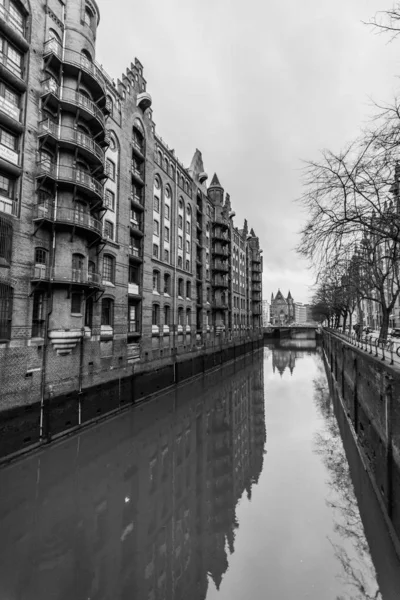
[323,330,400,558]
[0,332,264,464]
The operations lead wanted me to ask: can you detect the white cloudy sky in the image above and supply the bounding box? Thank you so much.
[96,0,400,304]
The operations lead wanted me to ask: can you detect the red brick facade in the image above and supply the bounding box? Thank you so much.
[0,0,263,410]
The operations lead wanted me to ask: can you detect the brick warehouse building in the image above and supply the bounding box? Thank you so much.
[0,0,263,410]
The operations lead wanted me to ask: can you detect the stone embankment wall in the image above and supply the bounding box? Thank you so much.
[323,330,400,557]
[0,333,263,464]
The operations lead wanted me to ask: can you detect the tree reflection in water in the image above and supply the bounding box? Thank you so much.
[312,367,381,600]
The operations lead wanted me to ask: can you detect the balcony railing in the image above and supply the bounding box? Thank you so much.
[212,245,229,257]
[0,51,23,80]
[212,260,229,272]
[0,4,25,37]
[36,163,104,199]
[213,217,229,230]
[132,139,144,155]
[42,81,106,128]
[34,203,103,235]
[31,265,102,286]
[43,40,106,92]
[213,276,229,287]
[212,300,229,310]
[38,120,105,163]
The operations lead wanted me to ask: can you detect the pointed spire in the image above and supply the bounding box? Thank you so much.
[225,193,231,211]
[209,173,223,188]
[287,290,293,300]
[243,219,248,236]
[250,227,255,237]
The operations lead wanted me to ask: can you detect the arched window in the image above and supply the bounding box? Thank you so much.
[186,205,191,215]
[178,256,182,268]
[101,298,114,326]
[84,5,93,27]
[164,157,169,172]
[178,306,184,326]
[164,273,171,295]
[186,308,191,326]
[186,281,191,299]
[164,305,170,326]
[133,121,144,153]
[154,175,161,190]
[72,253,85,282]
[153,270,160,293]
[185,259,190,271]
[165,185,171,199]
[10,1,24,36]
[48,28,62,46]
[178,278,184,297]
[152,303,160,326]
[157,150,162,166]
[178,198,183,211]
[106,95,113,116]
[81,49,92,67]
[102,254,115,283]
[32,291,46,337]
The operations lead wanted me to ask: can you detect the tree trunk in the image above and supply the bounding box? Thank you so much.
[342,311,347,333]
[380,306,390,344]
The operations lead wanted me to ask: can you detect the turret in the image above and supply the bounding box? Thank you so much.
[208,173,224,206]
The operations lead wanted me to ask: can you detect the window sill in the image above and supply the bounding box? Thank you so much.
[102,281,116,287]
[153,290,160,295]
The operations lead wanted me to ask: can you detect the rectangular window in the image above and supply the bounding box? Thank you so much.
[165,204,170,220]
[105,189,115,210]
[185,259,190,271]
[186,240,190,253]
[9,2,24,35]
[186,221,190,234]
[2,83,19,107]
[129,265,139,284]
[154,196,160,212]
[129,304,137,332]
[153,243,159,258]
[104,220,114,240]
[0,127,17,150]
[178,215,183,229]
[106,159,115,180]
[71,292,82,315]
[164,249,169,263]
[2,40,22,77]
[178,235,183,249]
[31,291,45,338]
[0,174,13,198]
[164,226,169,242]
[153,219,159,236]
[102,255,114,283]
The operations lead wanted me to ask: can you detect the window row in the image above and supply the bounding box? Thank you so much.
[152,271,192,298]
[152,304,192,326]
[152,243,191,270]
[33,249,116,284]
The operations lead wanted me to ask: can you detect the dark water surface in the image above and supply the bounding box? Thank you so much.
[1,345,399,599]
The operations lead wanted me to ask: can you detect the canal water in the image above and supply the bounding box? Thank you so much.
[1,343,400,599]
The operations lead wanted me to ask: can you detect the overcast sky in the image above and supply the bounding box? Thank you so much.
[96,0,400,304]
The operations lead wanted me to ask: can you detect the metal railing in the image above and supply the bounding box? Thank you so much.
[36,163,104,198]
[38,120,105,163]
[326,328,400,366]
[31,265,102,286]
[42,82,106,128]
[34,203,102,235]
[43,40,106,91]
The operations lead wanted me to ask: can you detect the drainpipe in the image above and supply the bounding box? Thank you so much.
[172,154,178,376]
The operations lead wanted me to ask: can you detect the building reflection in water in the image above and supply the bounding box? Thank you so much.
[312,366,382,600]
[271,340,317,377]
[0,351,266,600]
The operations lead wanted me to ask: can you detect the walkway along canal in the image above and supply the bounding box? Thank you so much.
[0,343,400,598]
